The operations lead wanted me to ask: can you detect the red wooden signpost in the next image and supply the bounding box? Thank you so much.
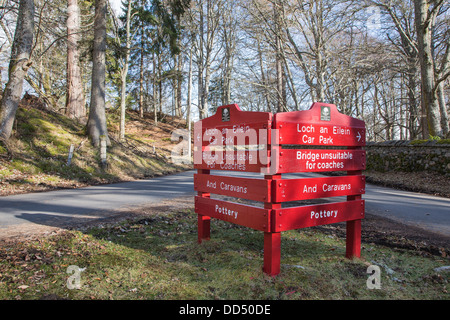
[194,102,366,276]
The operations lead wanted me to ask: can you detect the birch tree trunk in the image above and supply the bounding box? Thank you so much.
[176,53,183,117]
[197,0,205,119]
[437,81,449,137]
[139,45,144,118]
[187,45,193,158]
[119,0,132,140]
[187,45,193,129]
[274,0,285,112]
[87,0,110,146]
[153,52,158,125]
[414,0,442,137]
[66,0,86,120]
[0,0,34,140]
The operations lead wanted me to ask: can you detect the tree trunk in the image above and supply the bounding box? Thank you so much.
[0,0,34,140]
[119,0,132,141]
[87,0,109,147]
[257,39,270,112]
[186,45,192,129]
[414,0,441,137]
[153,52,158,125]
[407,61,420,139]
[274,0,285,113]
[139,46,144,118]
[176,53,183,117]
[437,81,449,137]
[66,0,86,120]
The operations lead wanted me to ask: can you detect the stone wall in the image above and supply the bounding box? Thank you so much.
[365,140,450,175]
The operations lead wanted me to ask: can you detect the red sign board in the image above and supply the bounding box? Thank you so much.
[277,149,366,173]
[194,104,271,172]
[273,175,365,202]
[195,196,271,232]
[194,174,270,202]
[195,122,270,147]
[274,102,366,146]
[194,149,269,172]
[193,102,366,276]
[272,200,365,232]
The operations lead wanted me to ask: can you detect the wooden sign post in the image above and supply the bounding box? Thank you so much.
[193,102,366,276]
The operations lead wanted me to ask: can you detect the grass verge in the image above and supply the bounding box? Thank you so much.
[0,202,448,300]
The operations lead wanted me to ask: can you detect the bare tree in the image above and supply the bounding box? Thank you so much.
[414,0,448,137]
[367,0,421,138]
[87,0,109,146]
[193,0,224,118]
[119,0,134,140]
[0,0,34,140]
[66,0,86,120]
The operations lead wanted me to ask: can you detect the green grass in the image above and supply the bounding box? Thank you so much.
[0,209,448,300]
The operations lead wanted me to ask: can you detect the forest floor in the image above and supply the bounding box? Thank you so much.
[0,95,192,197]
[363,170,449,199]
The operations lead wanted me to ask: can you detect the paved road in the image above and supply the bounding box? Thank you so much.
[0,170,449,237]
[0,170,195,229]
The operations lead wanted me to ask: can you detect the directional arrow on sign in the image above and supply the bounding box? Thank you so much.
[356,131,361,142]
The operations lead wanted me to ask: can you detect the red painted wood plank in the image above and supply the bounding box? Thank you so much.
[194,174,271,202]
[194,122,270,147]
[194,104,272,147]
[272,175,365,202]
[201,104,272,126]
[278,149,366,173]
[195,196,271,232]
[194,148,270,172]
[272,200,365,232]
[274,102,366,146]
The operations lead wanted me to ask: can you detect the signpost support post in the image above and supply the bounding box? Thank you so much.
[263,173,281,276]
[196,169,211,243]
[345,145,364,259]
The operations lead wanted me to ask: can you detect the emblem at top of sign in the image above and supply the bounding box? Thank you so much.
[320,106,331,121]
[222,107,230,122]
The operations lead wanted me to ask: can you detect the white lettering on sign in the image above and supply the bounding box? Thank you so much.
[303,184,317,193]
[319,136,333,144]
[297,151,320,161]
[202,125,259,146]
[215,204,239,219]
[294,124,358,145]
[333,126,351,135]
[302,135,315,144]
[301,183,352,194]
[297,124,315,133]
[220,163,246,171]
[206,180,217,189]
[205,128,219,136]
[224,152,253,163]
[322,183,351,192]
[205,180,248,194]
[310,209,338,219]
[296,151,354,170]
[233,124,250,133]
[220,182,248,194]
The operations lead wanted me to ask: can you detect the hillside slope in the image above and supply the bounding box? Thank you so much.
[0,97,192,196]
